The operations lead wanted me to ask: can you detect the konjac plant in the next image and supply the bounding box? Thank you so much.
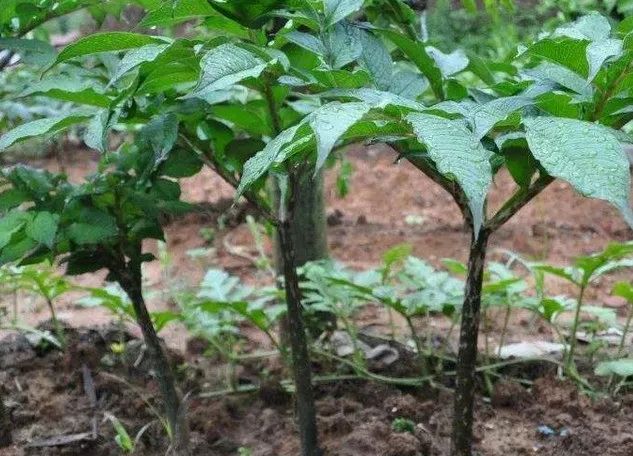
[235,9,633,456]
[2,2,633,456]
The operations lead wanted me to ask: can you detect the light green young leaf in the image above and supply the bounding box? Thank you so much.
[309,101,370,170]
[406,113,493,233]
[324,0,364,27]
[524,117,633,228]
[187,44,268,99]
[0,113,93,151]
[613,282,633,303]
[54,32,167,66]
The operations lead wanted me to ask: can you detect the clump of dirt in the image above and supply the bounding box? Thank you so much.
[3,325,633,455]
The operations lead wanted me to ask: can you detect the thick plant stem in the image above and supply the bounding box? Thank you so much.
[277,181,322,456]
[0,390,11,447]
[452,230,489,456]
[119,263,189,456]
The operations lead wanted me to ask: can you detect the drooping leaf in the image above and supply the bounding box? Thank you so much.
[524,117,633,228]
[406,113,493,233]
[309,101,370,170]
[358,29,393,91]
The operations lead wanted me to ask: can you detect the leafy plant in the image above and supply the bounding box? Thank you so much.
[391,417,416,434]
[236,10,633,456]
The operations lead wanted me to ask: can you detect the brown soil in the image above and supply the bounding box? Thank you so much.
[2,326,633,456]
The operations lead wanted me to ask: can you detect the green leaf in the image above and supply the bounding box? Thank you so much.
[140,0,214,27]
[26,212,59,248]
[0,37,55,66]
[309,102,370,170]
[613,282,633,303]
[426,46,469,78]
[237,124,302,196]
[524,117,633,228]
[18,76,112,108]
[139,113,179,168]
[322,22,363,69]
[110,44,169,84]
[187,43,269,99]
[0,113,93,151]
[469,96,532,140]
[54,32,167,66]
[524,63,593,98]
[159,148,203,178]
[528,37,589,77]
[381,29,444,100]
[595,359,633,377]
[586,39,623,82]
[324,0,364,27]
[358,30,393,91]
[406,113,493,233]
[554,13,611,42]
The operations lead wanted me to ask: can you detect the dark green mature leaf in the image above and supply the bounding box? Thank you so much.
[322,22,363,69]
[309,101,370,170]
[524,117,633,228]
[0,113,93,151]
[406,113,493,233]
[54,32,167,66]
[324,0,364,27]
[159,149,203,178]
[139,113,179,168]
[25,212,59,248]
[381,29,444,100]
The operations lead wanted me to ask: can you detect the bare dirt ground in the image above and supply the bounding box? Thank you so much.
[1,144,632,455]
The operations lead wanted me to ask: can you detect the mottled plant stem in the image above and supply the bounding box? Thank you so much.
[118,258,189,456]
[452,230,489,456]
[277,172,322,456]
